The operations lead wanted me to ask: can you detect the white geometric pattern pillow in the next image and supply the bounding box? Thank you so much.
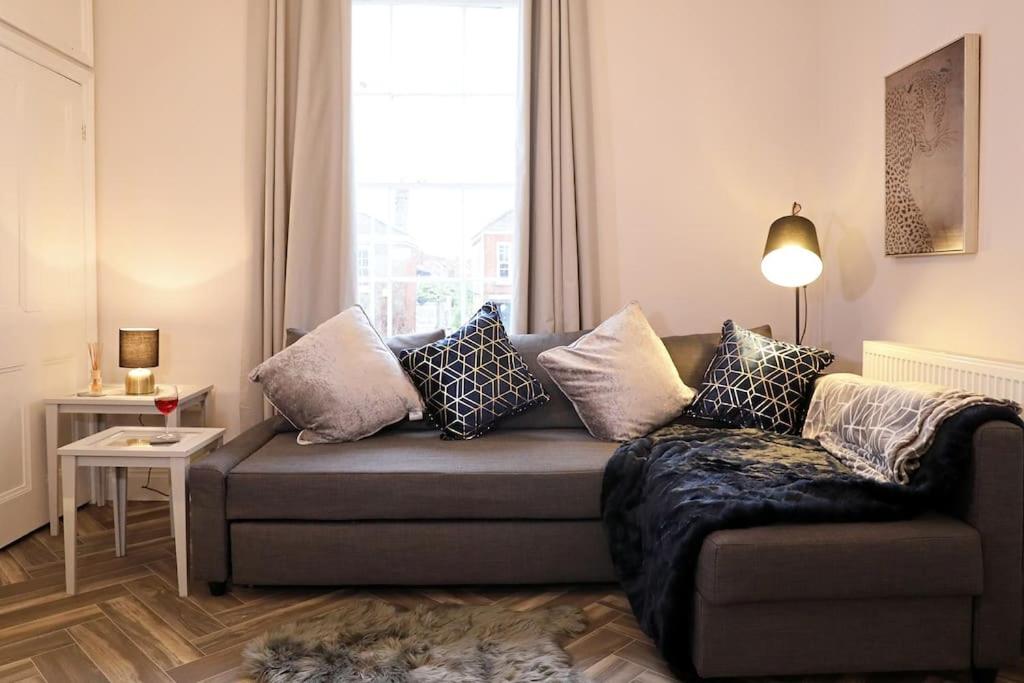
[399,302,549,439]
[691,320,834,434]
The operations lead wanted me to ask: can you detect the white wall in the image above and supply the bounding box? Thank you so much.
[94,0,261,438]
[585,0,823,342]
[94,1,1023,435]
[815,0,1024,369]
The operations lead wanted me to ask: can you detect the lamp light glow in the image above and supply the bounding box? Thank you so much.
[761,245,823,288]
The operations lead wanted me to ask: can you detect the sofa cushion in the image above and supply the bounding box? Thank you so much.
[399,302,549,439]
[539,303,697,441]
[249,306,426,444]
[691,320,833,434]
[227,429,618,521]
[695,513,983,605]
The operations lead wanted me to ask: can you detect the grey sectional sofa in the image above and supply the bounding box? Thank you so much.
[189,326,1023,678]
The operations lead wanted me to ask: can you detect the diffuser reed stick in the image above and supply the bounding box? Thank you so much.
[87,342,103,395]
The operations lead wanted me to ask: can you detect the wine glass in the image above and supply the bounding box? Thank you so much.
[152,385,180,443]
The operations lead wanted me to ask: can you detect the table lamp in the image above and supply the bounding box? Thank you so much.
[119,328,159,394]
[761,202,822,345]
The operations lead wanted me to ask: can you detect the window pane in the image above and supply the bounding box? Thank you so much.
[391,5,463,94]
[353,0,520,335]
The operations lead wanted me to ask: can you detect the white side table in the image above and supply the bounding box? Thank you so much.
[58,426,225,597]
[44,384,213,535]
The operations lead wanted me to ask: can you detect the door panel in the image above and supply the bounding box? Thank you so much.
[0,370,28,500]
[0,44,88,548]
[0,0,91,65]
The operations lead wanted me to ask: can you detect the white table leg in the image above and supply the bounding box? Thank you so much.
[79,418,100,507]
[167,410,180,539]
[94,415,107,506]
[118,467,127,554]
[61,454,77,595]
[112,467,127,557]
[46,405,60,536]
[169,459,189,597]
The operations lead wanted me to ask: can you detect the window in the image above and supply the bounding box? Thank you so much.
[496,241,510,280]
[352,0,520,336]
[357,247,370,279]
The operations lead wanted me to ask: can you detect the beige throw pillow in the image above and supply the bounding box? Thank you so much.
[249,305,425,444]
[537,302,696,441]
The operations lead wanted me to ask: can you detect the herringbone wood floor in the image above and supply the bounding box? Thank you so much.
[0,502,1020,683]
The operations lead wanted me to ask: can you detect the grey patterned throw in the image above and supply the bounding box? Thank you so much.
[803,373,1022,483]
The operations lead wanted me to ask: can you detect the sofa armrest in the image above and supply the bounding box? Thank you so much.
[189,416,280,583]
[963,420,1024,667]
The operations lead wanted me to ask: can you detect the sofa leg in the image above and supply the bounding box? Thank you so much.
[971,668,997,683]
[208,581,227,596]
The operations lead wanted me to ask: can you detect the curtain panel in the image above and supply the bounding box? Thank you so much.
[241,0,357,426]
[512,0,598,335]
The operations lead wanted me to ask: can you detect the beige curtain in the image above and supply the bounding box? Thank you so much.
[512,0,597,334]
[241,0,357,426]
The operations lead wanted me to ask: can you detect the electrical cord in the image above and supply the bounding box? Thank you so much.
[800,285,809,345]
[137,415,169,498]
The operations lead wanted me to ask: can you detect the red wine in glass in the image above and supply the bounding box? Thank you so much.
[155,396,179,415]
[153,385,179,442]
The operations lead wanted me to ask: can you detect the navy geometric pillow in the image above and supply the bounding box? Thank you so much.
[691,320,834,435]
[399,301,549,439]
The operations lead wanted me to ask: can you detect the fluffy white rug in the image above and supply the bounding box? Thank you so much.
[243,598,588,682]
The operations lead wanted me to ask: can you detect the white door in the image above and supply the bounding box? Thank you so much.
[0,44,90,548]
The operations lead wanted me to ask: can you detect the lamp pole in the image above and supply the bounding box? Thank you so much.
[795,287,801,345]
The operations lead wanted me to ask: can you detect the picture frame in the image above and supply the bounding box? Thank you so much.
[884,34,980,257]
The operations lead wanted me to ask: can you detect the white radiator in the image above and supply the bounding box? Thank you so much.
[862,341,1024,404]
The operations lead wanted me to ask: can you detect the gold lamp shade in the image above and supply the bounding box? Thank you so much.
[119,328,159,394]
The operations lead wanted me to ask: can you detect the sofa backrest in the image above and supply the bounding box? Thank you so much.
[284,323,773,433]
[285,327,444,356]
[662,324,772,389]
[502,331,589,430]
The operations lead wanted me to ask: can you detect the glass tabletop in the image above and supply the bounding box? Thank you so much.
[97,430,184,449]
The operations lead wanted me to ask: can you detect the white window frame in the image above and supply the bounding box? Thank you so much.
[496,241,511,280]
[352,0,520,336]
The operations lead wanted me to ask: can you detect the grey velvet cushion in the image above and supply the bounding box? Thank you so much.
[276,327,445,434]
[227,429,618,520]
[538,302,697,441]
[249,306,426,444]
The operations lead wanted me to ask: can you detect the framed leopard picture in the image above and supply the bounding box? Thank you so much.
[884,35,980,256]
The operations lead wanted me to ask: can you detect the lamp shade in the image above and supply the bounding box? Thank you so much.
[119,328,159,368]
[761,211,822,288]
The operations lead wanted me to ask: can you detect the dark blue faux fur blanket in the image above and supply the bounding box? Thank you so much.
[600,408,1021,679]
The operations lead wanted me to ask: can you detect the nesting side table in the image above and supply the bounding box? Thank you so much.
[58,426,225,597]
[44,384,213,535]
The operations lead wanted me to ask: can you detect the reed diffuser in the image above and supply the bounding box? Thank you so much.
[87,342,103,396]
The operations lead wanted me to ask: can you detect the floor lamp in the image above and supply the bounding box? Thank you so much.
[761,203,822,345]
